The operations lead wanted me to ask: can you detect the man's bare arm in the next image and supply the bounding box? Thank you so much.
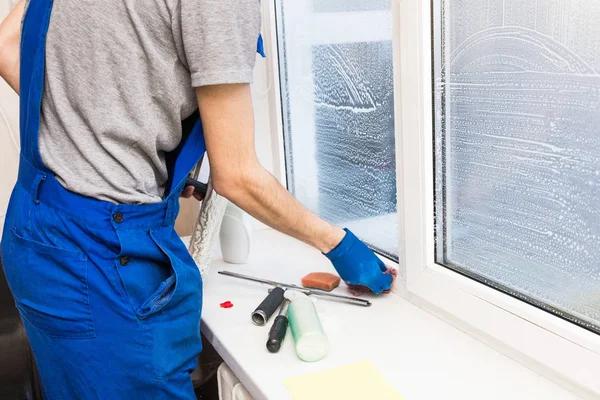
[0,0,24,94]
[196,83,345,253]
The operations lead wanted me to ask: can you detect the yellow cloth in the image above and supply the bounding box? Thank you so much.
[283,360,404,400]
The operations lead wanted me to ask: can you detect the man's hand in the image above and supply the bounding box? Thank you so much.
[324,228,394,295]
[0,0,25,94]
[180,185,203,201]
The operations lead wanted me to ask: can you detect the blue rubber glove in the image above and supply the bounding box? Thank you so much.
[324,228,393,295]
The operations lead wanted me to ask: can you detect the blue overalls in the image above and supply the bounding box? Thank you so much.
[0,0,268,398]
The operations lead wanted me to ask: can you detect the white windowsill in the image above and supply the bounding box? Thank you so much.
[189,229,582,400]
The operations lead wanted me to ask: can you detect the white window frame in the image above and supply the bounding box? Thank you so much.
[261,1,600,397]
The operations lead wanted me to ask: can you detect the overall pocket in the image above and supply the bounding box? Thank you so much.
[2,229,95,339]
[149,227,203,380]
[114,229,177,319]
[113,227,202,379]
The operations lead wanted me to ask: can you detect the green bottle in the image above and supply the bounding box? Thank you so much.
[285,290,328,362]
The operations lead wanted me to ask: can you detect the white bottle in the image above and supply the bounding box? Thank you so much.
[219,201,252,264]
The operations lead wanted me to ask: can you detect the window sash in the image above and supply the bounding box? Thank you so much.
[392,0,600,396]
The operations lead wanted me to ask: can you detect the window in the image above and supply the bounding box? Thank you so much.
[275,0,398,259]
[266,0,600,394]
[434,0,600,334]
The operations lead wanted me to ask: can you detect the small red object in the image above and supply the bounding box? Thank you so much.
[220,301,234,309]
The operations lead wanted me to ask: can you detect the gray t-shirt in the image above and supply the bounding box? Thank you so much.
[28,0,261,204]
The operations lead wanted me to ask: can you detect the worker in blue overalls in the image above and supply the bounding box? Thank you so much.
[0,0,393,398]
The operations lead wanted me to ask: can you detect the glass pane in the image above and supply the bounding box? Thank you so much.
[276,0,398,259]
[434,0,600,333]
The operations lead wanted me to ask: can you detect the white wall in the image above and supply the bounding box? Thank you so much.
[0,1,21,242]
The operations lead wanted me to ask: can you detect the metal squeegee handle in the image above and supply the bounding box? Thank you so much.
[218,271,372,307]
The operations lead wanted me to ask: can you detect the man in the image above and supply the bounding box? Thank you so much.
[0,1,393,398]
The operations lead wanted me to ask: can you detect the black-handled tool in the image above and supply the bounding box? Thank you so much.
[185,177,208,198]
[251,287,285,326]
[266,299,290,353]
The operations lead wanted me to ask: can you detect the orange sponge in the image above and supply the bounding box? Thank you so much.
[301,272,341,292]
